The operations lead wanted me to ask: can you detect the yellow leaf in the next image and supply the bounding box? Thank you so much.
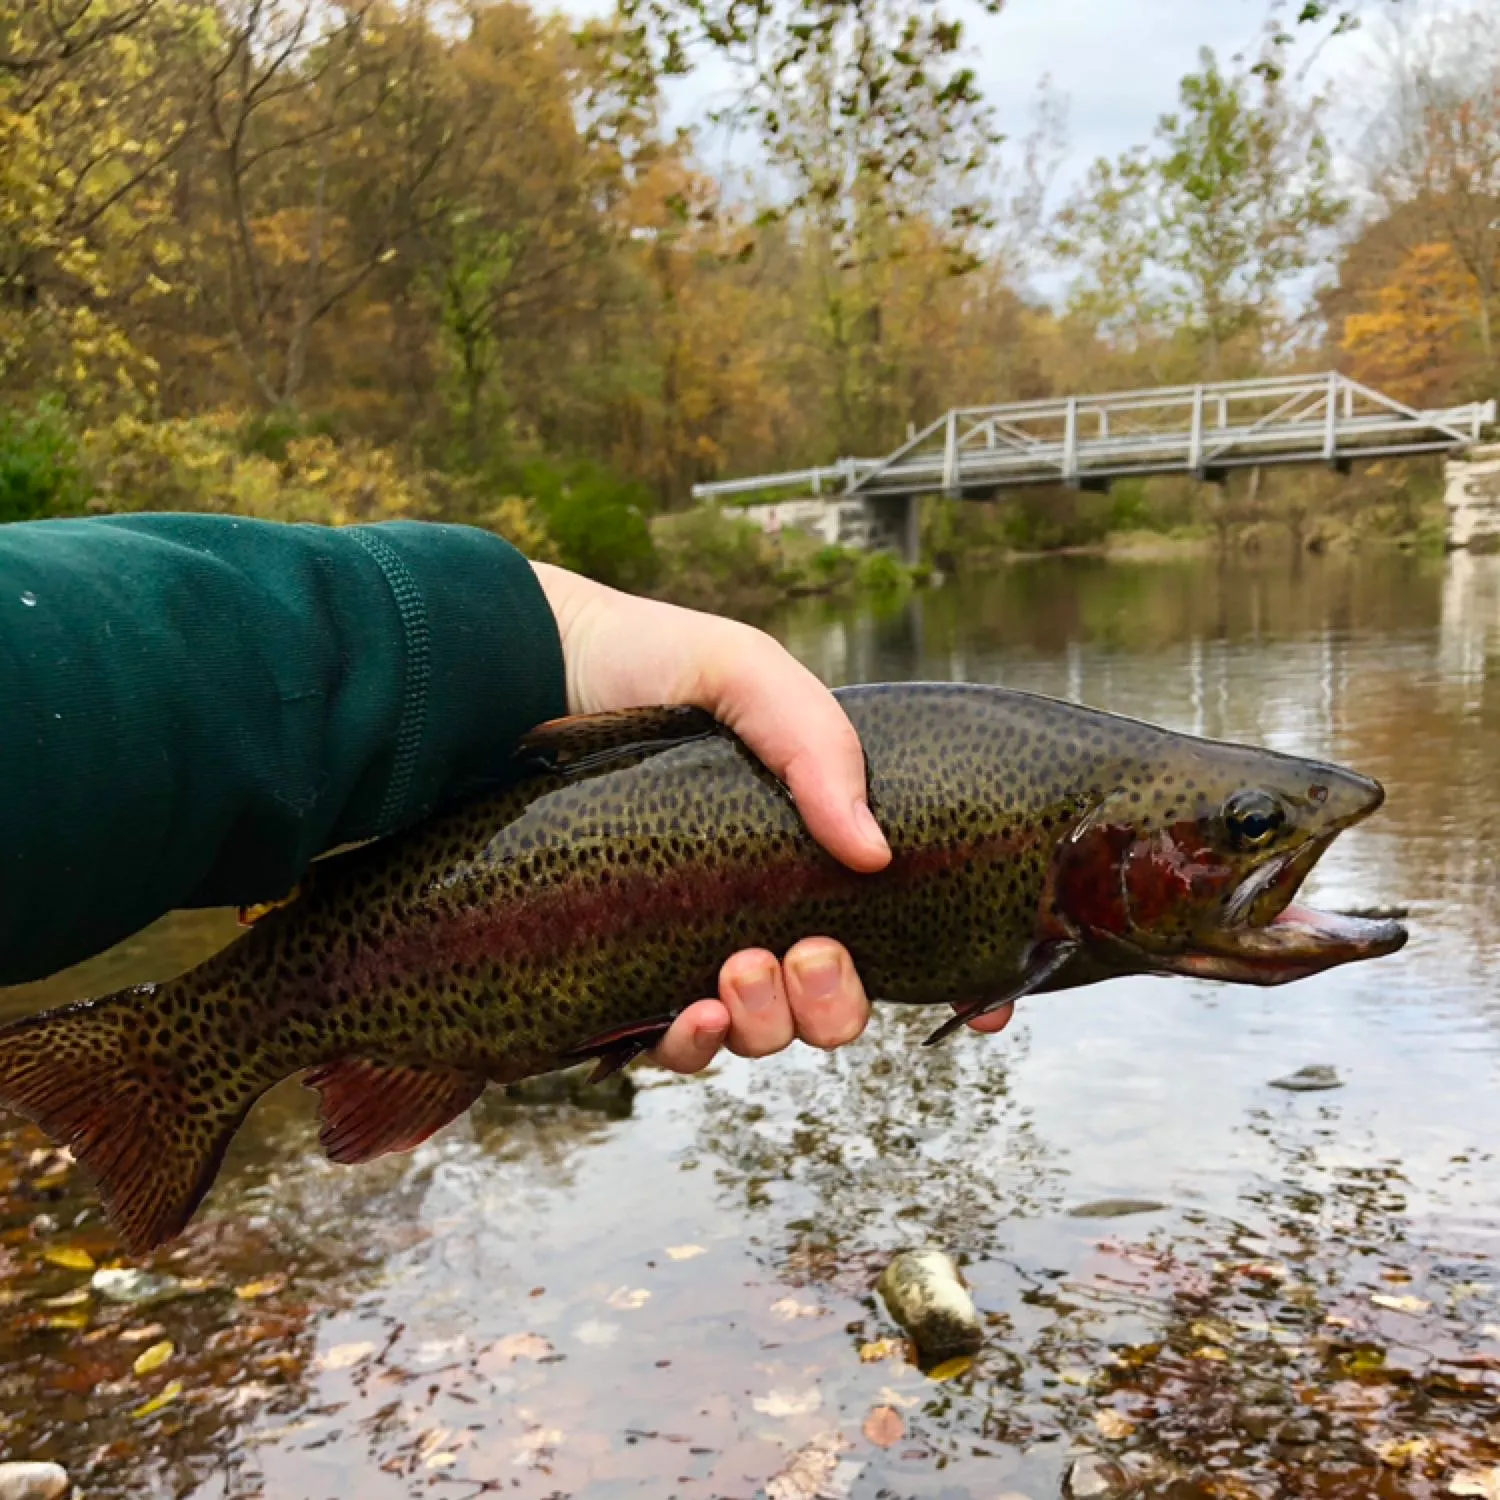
[43,1311,90,1331]
[43,1247,96,1271]
[131,1378,183,1419]
[1095,1409,1136,1440]
[1370,1293,1430,1315]
[41,1288,91,1308]
[665,1244,706,1261]
[926,1356,973,1382]
[235,1274,287,1301]
[1191,1346,1229,1362]
[317,1341,376,1371]
[133,1341,174,1376]
[858,1338,905,1363]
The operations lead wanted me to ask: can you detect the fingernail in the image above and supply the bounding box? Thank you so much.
[855,800,890,856]
[696,1021,729,1056]
[793,951,842,1001]
[734,968,776,1014]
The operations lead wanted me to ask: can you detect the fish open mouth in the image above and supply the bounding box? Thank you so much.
[1165,798,1408,985]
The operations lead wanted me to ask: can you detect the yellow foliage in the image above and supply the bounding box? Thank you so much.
[1342,242,1477,405]
[480,496,560,562]
[82,413,434,526]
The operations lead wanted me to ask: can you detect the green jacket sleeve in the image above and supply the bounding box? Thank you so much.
[0,513,566,985]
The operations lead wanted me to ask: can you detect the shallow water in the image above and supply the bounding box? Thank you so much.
[1,549,1498,1499]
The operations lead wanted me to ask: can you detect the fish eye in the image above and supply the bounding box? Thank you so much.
[1222,789,1286,849]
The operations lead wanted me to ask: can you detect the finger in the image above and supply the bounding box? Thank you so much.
[965,1001,1016,1035]
[784,937,871,1051]
[650,999,731,1074]
[697,632,891,874]
[719,948,796,1058]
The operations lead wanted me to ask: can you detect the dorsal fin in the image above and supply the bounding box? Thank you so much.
[517,706,721,779]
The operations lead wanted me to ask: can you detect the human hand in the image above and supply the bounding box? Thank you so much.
[531,562,1016,1071]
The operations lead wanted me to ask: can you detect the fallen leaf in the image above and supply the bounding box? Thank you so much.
[926,1356,974,1382]
[862,1405,904,1448]
[234,1274,287,1301]
[754,1386,823,1417]
[131,1378,183,1419]
[1374,1436,1433,1469]
[858,1338,904,1363]
[572,1319,619,1348]
[770,1297,826,1320]
[665,1244,706,1261]
[42,1311,90,1331]
[117,1324,166,1344]
[41,1288,91,1308]
[1371,1293,1430,1315]
[318,1341,376,1371]
[606,1286,650,1311]
[877,1385,919,1409]
[766,1432,852,1500]
[1094,1408,1136,1440]
[132,1341,174,1376]
[1191,1346,1229,1362]
[42,1247,95,1272]
[1450,1469,1500,1499]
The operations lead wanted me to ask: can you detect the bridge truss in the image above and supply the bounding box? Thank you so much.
[691,372,1496,505]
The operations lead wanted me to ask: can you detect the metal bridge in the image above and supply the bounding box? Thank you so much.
[692,371,1496,507]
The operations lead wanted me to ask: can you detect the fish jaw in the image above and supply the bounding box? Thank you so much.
[1145,774,1408,983]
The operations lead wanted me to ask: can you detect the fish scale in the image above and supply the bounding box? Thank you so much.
[0,682,1406,1253]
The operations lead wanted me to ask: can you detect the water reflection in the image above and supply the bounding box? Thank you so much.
[2,550,1499,1498]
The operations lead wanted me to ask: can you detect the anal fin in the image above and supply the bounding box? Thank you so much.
[304,1060,486,1165]
[923,940,1080,1047]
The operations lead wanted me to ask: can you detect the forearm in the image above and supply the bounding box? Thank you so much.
[0,514,564,984]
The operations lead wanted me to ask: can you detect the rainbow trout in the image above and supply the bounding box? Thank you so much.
[0,683,1406,1252]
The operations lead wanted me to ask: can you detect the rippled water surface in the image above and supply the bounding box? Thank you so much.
[2,550,1498,1499]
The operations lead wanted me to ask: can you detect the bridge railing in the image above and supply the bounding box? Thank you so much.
[689,371,1496,505]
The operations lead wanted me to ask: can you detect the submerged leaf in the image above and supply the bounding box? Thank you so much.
[754,1386,823,1417]
[926,1355,974,1382]
[132,1341,174,1376]
[858,1338,905,1363]
[131,1378,183,1419]
[317,1341,376,1371]
[1094,1408,1136,1440]
[42,1247,95,1272]
[862,1405,905,1447]
[1450,1470,1500,1499]
[664,1244,706,1261]
[235,1274,288,1301]
[1371,1293,1430,1315]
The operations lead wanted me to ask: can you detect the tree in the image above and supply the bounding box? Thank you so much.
[1362,8,1500,374]
[1054,44,1345,377]
[0,0,205,409]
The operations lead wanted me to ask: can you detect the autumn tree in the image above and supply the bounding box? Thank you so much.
[0,0,207,410]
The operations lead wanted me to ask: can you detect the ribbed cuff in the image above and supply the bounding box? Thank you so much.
[349,522,566,828]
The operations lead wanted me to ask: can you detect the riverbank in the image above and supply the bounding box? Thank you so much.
[0,406,1449,621]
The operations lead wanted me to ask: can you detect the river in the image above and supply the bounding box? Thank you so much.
[1,549,1497,1498]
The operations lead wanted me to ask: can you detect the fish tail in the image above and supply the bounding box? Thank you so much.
[0,982,273,1255]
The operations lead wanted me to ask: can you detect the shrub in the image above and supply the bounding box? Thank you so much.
[0,398,89,521]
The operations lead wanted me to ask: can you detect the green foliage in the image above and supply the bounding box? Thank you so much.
[855,549,910,594]
[520,458,660,591]
[0,399,89,521]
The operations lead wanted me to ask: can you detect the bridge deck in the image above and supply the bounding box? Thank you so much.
[692,372,1496,504]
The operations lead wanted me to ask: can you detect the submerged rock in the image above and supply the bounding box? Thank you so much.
[1269,1064,1343,1092]
[1068,1198,1167,1219]
[502,1063,636,1116]
[0,1462,70,1500]
[1065,1454,1132,1498]
[90,1268,187,1307]
[876,1248,983,1366]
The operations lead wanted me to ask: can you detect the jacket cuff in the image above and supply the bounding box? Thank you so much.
[349,522,566,829]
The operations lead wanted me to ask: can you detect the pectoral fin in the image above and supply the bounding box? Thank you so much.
[922,940,1080,1048]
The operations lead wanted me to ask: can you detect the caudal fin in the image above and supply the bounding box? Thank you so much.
[0,987,269,1254]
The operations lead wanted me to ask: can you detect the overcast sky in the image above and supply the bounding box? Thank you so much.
[647,0,1433,198]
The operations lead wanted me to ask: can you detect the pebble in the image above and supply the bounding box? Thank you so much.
[1065,1454,1132,1498]
[91,1268,185,1306]
[876,1248,984,1365]
[0,1462,69,1500]
[1269,1064,1343,1092]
